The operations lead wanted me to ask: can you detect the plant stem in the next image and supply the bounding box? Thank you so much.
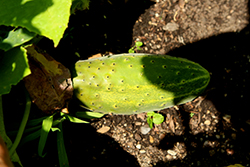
[9,90,31,156]
[0,95,13,148]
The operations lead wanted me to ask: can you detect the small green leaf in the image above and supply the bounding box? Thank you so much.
[0,27,36,51]
[23,125,42,134]
[152,113,164,125]
[64,114,89,123]
[190,112,194,117]
[51,127,61,132]
[52,117,67,127]
[0,46,31,95]
[38,115,53,157]
[75,111,104,120]
[147,111,155,117]
[128,48,135,53]
[20,129,41,146]
[135,41,143,47]
[27,116,48,127]
[147,117,153,129]
[57,123,69,167]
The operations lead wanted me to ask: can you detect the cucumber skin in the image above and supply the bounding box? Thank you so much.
[73,53,210,114]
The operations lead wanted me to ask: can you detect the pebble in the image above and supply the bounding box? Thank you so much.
[204,120,211,126]
[135,133,142,141]
[97,126,110,134]
[140,125,151,135]
[167,150,177,156]
[166,154,172,160]
[159,133,165,140]
[231,133,236,140]
[216,134,220,139]
[139,150,146,154]
[136,144,141,149]
[149,135,154,143]
[135,122,142,126]
[163,22,179,32]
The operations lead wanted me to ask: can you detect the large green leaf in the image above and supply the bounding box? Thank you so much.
[0,0,72,47]
[0,46,31,95]
[0,27,36,51]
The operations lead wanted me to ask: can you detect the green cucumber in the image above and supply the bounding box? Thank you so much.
[73,53,210,114]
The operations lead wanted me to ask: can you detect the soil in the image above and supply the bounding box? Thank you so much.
[3,0,250,167]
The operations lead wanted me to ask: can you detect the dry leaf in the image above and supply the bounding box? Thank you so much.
[23,45,73,113]
[88,53,102,59]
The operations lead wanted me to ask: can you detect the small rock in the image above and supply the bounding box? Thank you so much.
[231,133,236,140]
[149,135,154,143]
[139,150,146,154]
[97,126,110,134]
[135,133,142,141]
[159,133,165,140]
[140,125,151,135]
[215,134,220,139]
[167,150,177,156]
[166,154,172,160]
[163,22,179,32]
[136,144,141,149]
[135,122,142,126]
[204,120,211,126]
[209,149,215,156]
[127,142,133,148]
[223,114,231,123]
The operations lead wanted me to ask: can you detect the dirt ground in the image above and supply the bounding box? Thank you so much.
[4,0,250,166]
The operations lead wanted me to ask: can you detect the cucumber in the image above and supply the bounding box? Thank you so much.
[73,53,210,114]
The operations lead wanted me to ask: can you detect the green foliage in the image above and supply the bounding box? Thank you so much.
[190,112,194,117]
[147,111,164,129]
[128,41,143,53]
[18,111,101,167]
[0,90,32,166]
[0,0,72,47]
[0,46,30,95]
[0,0,91,96]
[39,114,54,157]
[0,27,36,51]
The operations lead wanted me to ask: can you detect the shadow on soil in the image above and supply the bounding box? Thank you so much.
[154,24,250,166]
[63,122,141,167]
